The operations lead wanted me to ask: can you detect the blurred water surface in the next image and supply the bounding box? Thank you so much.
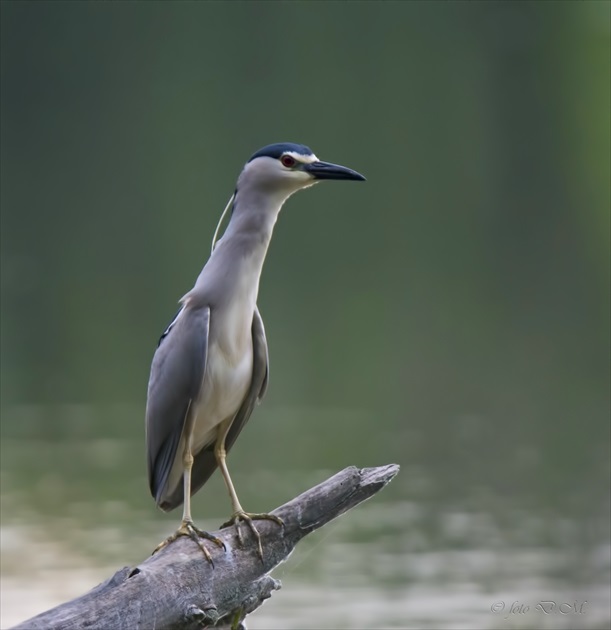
[1,1,610,628]
[1,405,610,629]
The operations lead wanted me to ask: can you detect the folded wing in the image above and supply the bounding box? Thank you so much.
[146,305,210,507]
[157,305,269,511]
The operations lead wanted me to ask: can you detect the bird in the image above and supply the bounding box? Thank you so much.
[146,142,365,561]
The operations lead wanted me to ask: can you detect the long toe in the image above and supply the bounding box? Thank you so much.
[152,521,226,565]
[221,511,283,529]
[186,522,226,551]
[221,511,284,560]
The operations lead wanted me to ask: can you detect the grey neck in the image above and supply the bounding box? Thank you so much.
[223,187,284,247]
[186,184,291,306]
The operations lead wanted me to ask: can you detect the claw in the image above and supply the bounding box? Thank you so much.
[153,520,226,565]
[221,511,284,560]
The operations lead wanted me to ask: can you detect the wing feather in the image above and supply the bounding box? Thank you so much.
[145,305,210,506]
[159,305,269,510]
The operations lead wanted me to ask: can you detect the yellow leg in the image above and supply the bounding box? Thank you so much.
[180,430,197,522]
[153,424,225,563]
[215,418,283,559]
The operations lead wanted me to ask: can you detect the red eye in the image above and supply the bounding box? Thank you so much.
[281,155,296,168]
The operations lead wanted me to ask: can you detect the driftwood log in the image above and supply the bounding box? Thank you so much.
[14,464,399,630]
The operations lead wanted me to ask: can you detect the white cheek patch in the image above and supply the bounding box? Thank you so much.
[285,151,318,164]
[286,170,313,182]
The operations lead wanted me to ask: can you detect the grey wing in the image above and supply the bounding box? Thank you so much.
[185,305,269,499]
[254,305,270,400]
[145,305,210,507]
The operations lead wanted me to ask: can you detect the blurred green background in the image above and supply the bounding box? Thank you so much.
[1,1,609,628]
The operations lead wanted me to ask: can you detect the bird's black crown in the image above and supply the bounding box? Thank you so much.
[248,143,313,163]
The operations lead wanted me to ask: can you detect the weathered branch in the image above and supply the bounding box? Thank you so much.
[13,464,399,630]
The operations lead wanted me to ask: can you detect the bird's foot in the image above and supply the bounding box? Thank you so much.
[152,519,226,565]
[221,511,284,560]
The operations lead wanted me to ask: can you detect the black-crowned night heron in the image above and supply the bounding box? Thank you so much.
[146,143,365,561]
